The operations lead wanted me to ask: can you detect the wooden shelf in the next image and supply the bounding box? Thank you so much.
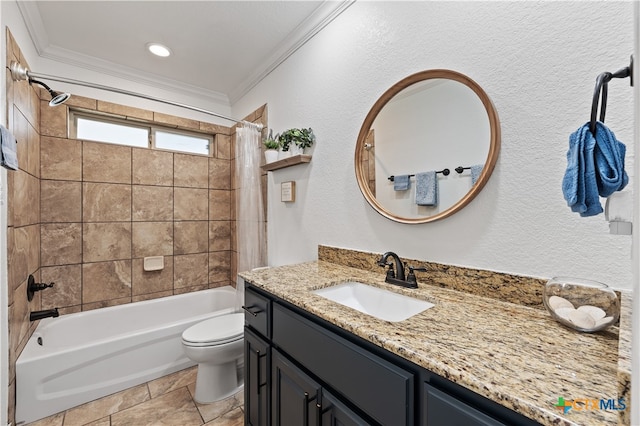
[261,154,312,171]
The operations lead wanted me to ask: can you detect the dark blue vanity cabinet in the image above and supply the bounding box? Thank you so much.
[243,282,542,426]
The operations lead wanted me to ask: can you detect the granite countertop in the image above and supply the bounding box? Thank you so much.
[239,261,627,426]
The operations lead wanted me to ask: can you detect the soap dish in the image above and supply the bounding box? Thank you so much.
[543,276,619,332]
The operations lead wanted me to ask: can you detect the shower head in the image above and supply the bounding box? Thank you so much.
[9,61,71,106]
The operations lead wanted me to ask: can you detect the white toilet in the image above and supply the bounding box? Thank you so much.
[181,313,244,403]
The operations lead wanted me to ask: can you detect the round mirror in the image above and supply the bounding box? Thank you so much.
[355,69,500,224]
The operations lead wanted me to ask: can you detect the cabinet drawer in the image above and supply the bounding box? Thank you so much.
[273,303,414,426]
[424,384,506,426]
[244,285,271,338]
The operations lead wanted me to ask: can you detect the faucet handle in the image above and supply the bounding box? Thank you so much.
[406,266,427,285]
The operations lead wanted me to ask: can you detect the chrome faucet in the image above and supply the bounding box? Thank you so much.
[377,252,426,289]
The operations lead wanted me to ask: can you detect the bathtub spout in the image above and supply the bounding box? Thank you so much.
[30,308,59,321]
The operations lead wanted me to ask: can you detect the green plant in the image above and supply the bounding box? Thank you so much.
[279,127,315,151]
[263,129,280,150]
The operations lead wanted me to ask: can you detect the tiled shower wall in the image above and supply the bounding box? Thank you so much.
[5,28,268,424]
[6,29,42,425]
[38,98,237,313]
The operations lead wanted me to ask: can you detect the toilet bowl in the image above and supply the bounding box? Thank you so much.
[181,313,244,403]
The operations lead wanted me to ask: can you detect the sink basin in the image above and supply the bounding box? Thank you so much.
[312,281,434,322]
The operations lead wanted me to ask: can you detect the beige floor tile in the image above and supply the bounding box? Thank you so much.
[204,407,244,426]
[25,411,64,426]
[63,384,150,426]
[111,387,203,426]
[148,366,197,398]
[187,383,243,423]
[84,417,111,426]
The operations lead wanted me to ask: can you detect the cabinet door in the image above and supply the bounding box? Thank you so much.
[321,389,371,426]
[424,383,507,426]
[272,350,321,426]
[245,327,271,426]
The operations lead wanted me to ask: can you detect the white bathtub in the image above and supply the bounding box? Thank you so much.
[15,286,240,425]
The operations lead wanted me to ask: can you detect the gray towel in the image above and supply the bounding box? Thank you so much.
[415,171,437,206]
[0,125,18,170]
[393,175,410,191]
[470,164,483,185]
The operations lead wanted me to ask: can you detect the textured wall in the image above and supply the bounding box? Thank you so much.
[232,1,635,289]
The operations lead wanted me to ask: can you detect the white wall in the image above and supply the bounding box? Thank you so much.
[232,1,635,289]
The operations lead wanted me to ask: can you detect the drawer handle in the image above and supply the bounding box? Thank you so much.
[242,305,263,317]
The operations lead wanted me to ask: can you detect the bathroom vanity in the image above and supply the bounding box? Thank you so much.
[240,260,626,426]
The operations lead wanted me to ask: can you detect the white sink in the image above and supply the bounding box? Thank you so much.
[312,281,434,322]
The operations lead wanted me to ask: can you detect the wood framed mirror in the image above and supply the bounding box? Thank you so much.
[355,69,501,224]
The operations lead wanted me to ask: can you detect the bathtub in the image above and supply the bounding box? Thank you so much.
[15,286,240,425]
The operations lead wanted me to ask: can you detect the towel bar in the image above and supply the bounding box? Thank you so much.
[388,168,449,182]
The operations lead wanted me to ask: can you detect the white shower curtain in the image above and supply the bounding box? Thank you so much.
[235,123,267,282]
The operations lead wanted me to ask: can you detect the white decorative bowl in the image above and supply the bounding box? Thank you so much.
[543,277,619,332]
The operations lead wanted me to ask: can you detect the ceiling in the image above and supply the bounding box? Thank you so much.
[17,1,353,106]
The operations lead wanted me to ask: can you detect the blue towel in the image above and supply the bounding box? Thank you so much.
[0,125,18,171]
[470,164,483,185]
[415,171,437,206]
[393,175,410,191]
[562,122,628,217]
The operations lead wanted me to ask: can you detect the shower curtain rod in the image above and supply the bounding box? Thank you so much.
[9,61,261,129]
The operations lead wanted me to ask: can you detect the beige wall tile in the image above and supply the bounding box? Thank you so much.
[209,189,231,220]
[12,106,29,172]
[173,253,208,288]
[132,222,173,258]
[152,112,200,131]
[97,100,153,121]
[216,134,232,160]
[174,283,209,294]
[11,279,30,353]
[83,142,132,184]
[209,157,231,190]
[132,185,173,221]
[41,264,82,309]
[13,80,30,130]
[132,290,173,303]
[132,256,173,295]
[41,136,82,180]
[27,120,40,178]
[209,221,231,252]
[83,182,132,222]
[9,227,28,293]
[132,148,173,186]
[209,251,231,283]
[10,169,39,227]
[174,221,208,255]
[174,153,208,188]
[41,223,82,266]
[65,94,97,110]
[82,296,131,312]
[82,260,132,304]
[41,180,82,223]
[25,223,40,275]
[83,222,131,262]
[174,188,208,220]
[40,100,67,137]
[200,121,230,135]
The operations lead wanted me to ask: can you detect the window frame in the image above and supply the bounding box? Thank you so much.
[69,109,214,157]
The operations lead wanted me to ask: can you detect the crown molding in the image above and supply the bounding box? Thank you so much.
[17,0,355,108]
[228,0,355,104]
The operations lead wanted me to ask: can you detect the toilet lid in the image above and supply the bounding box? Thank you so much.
[182,313,244,345]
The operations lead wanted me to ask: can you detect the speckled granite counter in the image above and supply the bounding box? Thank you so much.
[239,260,628,426]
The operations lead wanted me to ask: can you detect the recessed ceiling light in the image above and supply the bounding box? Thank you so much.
[147,43,171,57]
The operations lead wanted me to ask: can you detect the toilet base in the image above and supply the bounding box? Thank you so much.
[193,361,243,404]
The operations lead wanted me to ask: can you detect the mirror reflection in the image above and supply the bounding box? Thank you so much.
[355,69,500,224]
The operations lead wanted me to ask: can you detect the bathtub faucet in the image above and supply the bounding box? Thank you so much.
[30,308,59,322]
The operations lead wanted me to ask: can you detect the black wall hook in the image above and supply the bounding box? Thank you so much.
[589,55,633,135]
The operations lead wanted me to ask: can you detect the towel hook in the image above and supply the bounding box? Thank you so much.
[589,56,633,135]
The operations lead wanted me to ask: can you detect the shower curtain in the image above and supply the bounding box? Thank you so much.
[235,123,267,287]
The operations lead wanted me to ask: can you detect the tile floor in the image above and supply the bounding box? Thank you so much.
[25,366,244,426]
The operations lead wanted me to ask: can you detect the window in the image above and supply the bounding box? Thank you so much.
[71,111,213,156]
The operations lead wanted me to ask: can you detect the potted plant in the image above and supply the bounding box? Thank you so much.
[279,127,315,156]
[263,129,280,163]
